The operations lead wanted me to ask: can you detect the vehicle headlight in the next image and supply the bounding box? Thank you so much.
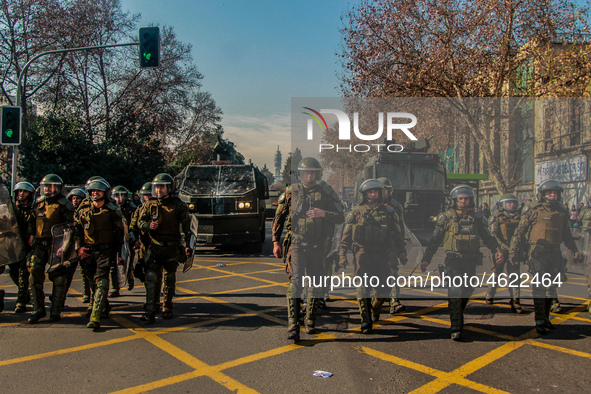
[237,201,252,210]
[188,203,195,211]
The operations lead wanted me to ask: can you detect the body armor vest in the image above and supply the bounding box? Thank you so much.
[351,205,396,247]
[528,207,564,246]
[35,199,64,239]
[291,185,325,239]
[443,211,480,253]
[497,214,520,243]
[79,205,114,245]
[147,200,180,236]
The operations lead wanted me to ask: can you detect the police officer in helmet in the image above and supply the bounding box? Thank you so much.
[421,184,503,341]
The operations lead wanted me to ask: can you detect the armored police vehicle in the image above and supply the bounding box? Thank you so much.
[176,137,268,252]
[354,138,446,244]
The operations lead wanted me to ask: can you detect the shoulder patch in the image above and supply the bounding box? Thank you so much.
[436,213,447,226]
[278,193,286,204]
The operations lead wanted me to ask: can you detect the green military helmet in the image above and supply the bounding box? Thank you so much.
[151,173,174,199]
[85,176,111,190]
[499,193,519,213]
[377,177,393,199]
[67,188,87,200]
[40,174,64,197]
[377,177,393,189]
[112,185,129,205]
[140,181,152,199]
[537,179,562,203]
[359,178,385,204]
[449,184,475,208]
[297,157,322,186]
[13,181,35,202]
[86,179,110,202]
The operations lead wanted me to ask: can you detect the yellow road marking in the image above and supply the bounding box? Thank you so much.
[361,347,510,394]
[0,335,139,367]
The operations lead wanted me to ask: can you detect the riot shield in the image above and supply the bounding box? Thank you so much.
[48,222,78,273]
[117,217,131,287]
[0,184,25,266]
[183,215,198,273]
[405,224,425,276]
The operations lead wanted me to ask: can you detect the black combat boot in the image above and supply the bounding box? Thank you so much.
[27,309,46,324]
[390,298,405,314]
[510,299,524,314]
[287,284,301,341]
[358,298,373,334]
[305,298,320,334]
[371,298,385,322]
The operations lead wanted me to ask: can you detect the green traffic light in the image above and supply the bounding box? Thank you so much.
[144,52,152,60]
[5,129,12,137]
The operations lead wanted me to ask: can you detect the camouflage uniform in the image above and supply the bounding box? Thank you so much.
[372,182,408,318]
[486,195,523,312]
[137,190,191,321]
[288,180,343,338]
[27,177,75,323]
[272,189,292,276]
[339,179,405,333]
[422,185,500,339]
[109,196,137,296]
[75,182,123,329]
[510,180,582,334]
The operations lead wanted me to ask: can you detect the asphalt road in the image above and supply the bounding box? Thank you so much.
[1,220,591,393]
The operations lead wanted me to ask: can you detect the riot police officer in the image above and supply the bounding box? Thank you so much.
[486,194,524,313]
[75,179,123,330]
[27,174,75,324]
[129,182,152,285]
[420,184,503,341]
[372,177,408,318]
[284,157,343,341]
[339,179,405,334]
[137,174,192,322]
[110,185,137,294]
[66,188,90,303]
[510,180,583,335]
[12,181,35,313]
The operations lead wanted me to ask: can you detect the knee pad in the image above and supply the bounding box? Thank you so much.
[52,275,68,286]
[97,278,109,289]
[164,272,176,285]
[145,270,157,283]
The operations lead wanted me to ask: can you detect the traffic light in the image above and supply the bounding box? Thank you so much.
[139,27,160,68]
[1,106,21,146]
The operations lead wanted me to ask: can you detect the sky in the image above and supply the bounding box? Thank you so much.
[121,0,359,173]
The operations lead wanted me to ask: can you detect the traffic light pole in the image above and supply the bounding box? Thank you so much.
[12,41,138,193]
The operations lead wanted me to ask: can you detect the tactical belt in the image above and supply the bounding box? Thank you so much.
[150,239,178,247]
[86,243,113,252]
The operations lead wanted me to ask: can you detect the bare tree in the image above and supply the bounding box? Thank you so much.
[340,0,591,194]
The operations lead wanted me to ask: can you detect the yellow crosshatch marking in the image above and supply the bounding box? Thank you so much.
[2,256,591,393]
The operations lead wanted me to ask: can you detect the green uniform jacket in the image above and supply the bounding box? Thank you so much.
[138,196,191,246]
[423,208,500,264]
